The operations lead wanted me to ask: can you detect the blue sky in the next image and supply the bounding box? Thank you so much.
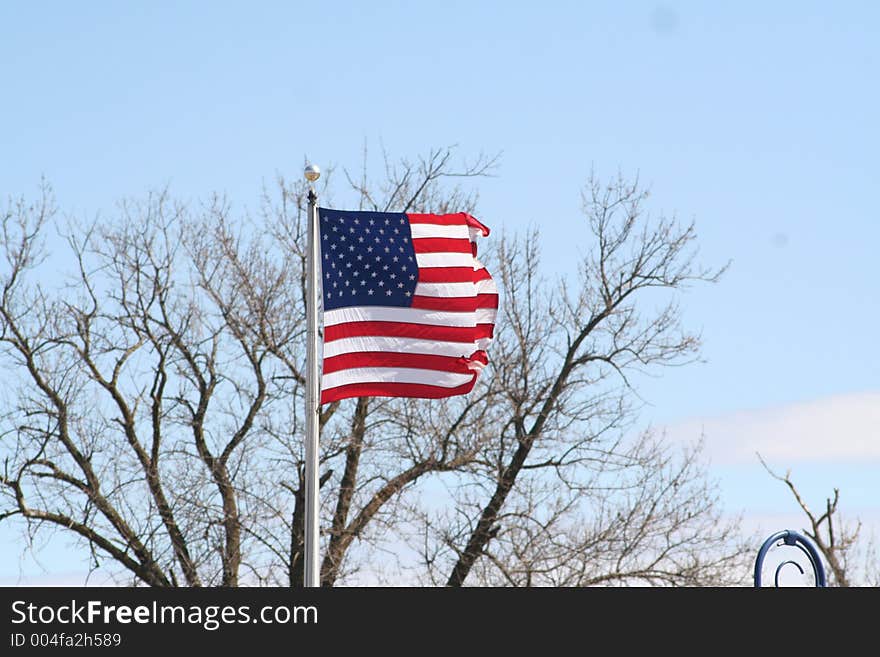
[2,1,878,583]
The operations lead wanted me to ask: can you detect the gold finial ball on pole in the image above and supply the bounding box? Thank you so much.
[304,164,320,183]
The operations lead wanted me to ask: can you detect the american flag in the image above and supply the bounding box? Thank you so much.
[318,208,497,404]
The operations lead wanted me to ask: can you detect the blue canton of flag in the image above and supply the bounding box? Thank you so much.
[319,209,419,310]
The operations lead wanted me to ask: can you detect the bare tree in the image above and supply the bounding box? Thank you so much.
[410,174,747,586]
[0,185,292,586]
[759,455,879,587]
[1,151,747,587]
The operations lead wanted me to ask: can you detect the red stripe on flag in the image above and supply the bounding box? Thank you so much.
[410,293,499,312]
[469,350,489,366]
[412,237,473,254]
[321,378,477,404]
[323,352,479,375]
[416,267,492,283]
[475,323,494,340]
[407,212,490,236]
[324,321,482,344]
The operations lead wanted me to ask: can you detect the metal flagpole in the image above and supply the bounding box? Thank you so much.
[303,163,321,587]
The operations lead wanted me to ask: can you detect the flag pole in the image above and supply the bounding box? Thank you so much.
[303,163,321,587]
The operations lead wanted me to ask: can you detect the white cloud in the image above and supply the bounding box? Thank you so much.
[663,390,880,464]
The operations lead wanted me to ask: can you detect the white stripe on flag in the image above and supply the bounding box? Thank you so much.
[469,226,486,242]
[322,367,474,390]
[476,278,497,294]
[324,305,477,328]
[416,252,475,268]
[476,308,496,324]
[414,281,477,298]
[410,223,470,240]
[323,335,476,359]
